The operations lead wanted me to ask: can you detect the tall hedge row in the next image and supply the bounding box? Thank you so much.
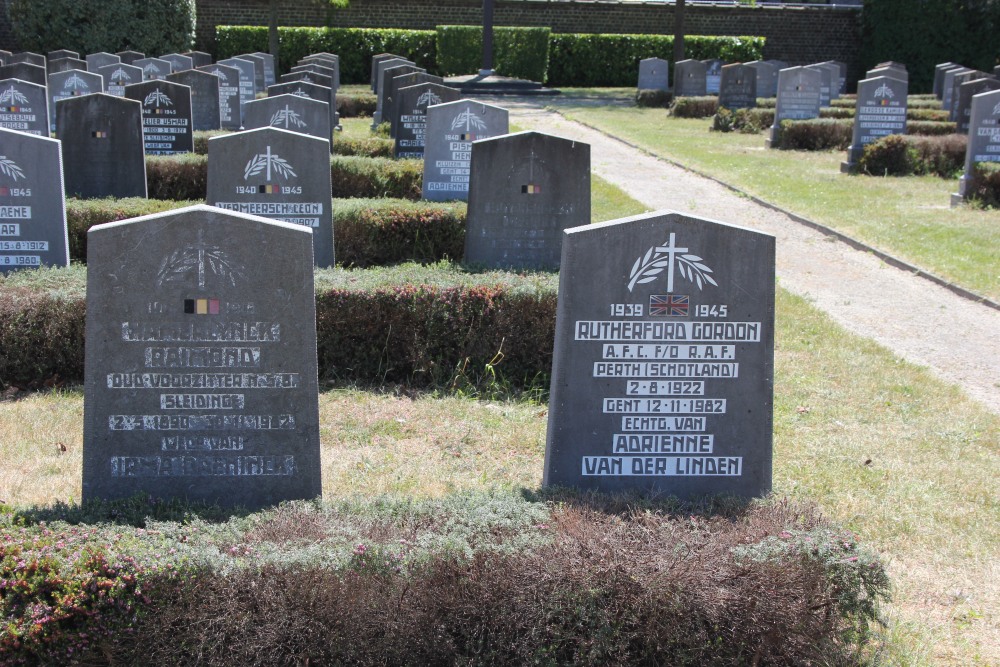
[861,0,1000,93]
[215,26,764,87]
[8,0,195,55]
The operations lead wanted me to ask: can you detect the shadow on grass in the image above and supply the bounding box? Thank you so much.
[8,492,255,527]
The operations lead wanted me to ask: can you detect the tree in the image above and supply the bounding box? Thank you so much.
[673,0,686,65]
[267,0,350,65]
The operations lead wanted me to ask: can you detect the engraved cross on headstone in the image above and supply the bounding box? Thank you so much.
[655,232,688,292]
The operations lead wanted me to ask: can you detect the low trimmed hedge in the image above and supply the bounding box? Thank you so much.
[0,265,555,389]
[65,198,199,262]
[712,107,773,134]
[775,119,852,151]
[671,96,718,118]
[332,135,395,158]
[436,25,550,82]
[857,133,967,178]
[636,89,672,108]
[969,162,1000,208]
[146,154,209,201]
[337,90,377,118]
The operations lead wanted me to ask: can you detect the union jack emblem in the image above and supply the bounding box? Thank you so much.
[649,294,689,317]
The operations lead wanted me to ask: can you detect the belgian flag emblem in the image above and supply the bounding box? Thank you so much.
[184,298,220,315]
[257,184,279,194]
[521,184,541,194]
[460,133,476,141]
[1,106,20,113]
[91,131,108,138]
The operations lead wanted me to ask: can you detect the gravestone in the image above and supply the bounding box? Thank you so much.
[767,66,822,148]
[251,52,276,87]
[0,79,49,136]
[11,52,45,67]
[386,71,443,137]
[160,53,194,73]
[370,53,403,92]
[207,127,334,267]
[673,59,707,97]
[0,128,70,273]
[299,55,340,88]
[933,62,959,99]
[197,64,241,130]
[941,67,972,115]
[0,50,11,65]
[702,59,723,95]
[82,204,321,509]
[393,82,461,159]
[280,70,339,128]
[543,210,774,498]
[718,64,756,110]
[98,63,142,97]
[244,94,331,146]
[842,75,908,172]
[57,93,146,199]
[49,69,103,132]
[0,62,47,86]
[422,99,509,202]
[167,69,221,131]
[805,64,833,107]
[235,54,266,94]
[766,59,788,72]
[218,57,257,121]
[116,50,145,65]
[372,58,415,125]
[465,131,590,269]
[820,60,847,95]
[637,57,669,91]
[948,71,989,122]
[48,57,88,74]
[134,57,172,81]
[746,60,777,98]
[86,52,120,73]
[266,80,336,139]
[48,49,79,61]
[375,64,422,127]
[184,51,213,68]
[125,80,193,155]
[956,77,1000,134]
[953,89,1000,204]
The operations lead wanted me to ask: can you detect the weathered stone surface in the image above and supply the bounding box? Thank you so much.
[746,61,777,98]
[244,94,331,147]
[465,131,590,270]
[718,64,756,110]
[98,63,142,97]
[373,58,415,125]
[235,53,266,94]
[673,59,707,97]
[386,72,443,137]
[134,57,172,81]
[160,53,194,73]
[266,80,336,137]
[116,50,145,66]
[0,62,47,87]
[0,78,49,136]
[251,52,276,87]
[805,63,834,107]
[47,57,88,74]
[941,67,972,116]
[637,58,669,91]
[218,58,258,123]
[207,127,334,267]
[0,128,69,273]
[10,52,45,67]
[124,80,193,155]
[842,75,907,170]
[82,204,321,510]
[48,49,79,61]
[168,69,222,132]
[57,93,147,199]
[393,82,460,159]
[49,69,103,133]
[184,51,213,68]
[422,99,509,202]
[703,59,723,95]
[544,210,775,499]
[767,66,822,147]
[86,52,120,73]
[197,64,241,130]
[954,89,1000,202]
[370,53,403,92]
[956,77,1000,134]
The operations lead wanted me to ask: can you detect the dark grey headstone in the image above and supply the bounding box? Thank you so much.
[116,50,145,66]
[637,58,669,91]
[235,54,266,94]
[386,71,443,137]
[197,64,241,130]
[49,69,103,132]
[718,64,757,110]
[184,51,213,68]
[167,69,221,132]
[48,49,79,61]
[244,94,331,147]
[842,76,908,171]
[373,58,415,125]
[207,127,333,267]
[98,63,143,97]
[281,70,332,91]
[86,52,120,73]
[251,52,276,87]
[767,67,822,147]
[124,80,193,155]
[956,77,1000,134]
[160,53,194,73]
[933,62,960,99]
[266,81,335,140]
[0,62,47,87]
[702,59,723,95]
[11,52,45,67]
[422,99,509,202]
[299,55,340,88]
[218,58,257,122]
[134,57,172,81]
[820,60,848,95]
[746,61,778,98]
[867,66,908,83]
[673,59,707,97]
[766,60,788,72]
[393,82,460,159]
[290,64,335,84]
[378,65,424,131]
[48,57,88,74]
[0,79,49,136]
[370,53,403,92]
[0,50,11,66]
[805,64,833,107]
[465,131,590,270]
[57,93,146,199]
[948,71,989,122]
[82,204,321,510]
[0,128,69,273]
[941,67,972,115]
[544,210,775,498]
[955,89,1000,202]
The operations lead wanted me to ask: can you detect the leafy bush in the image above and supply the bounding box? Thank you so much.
[548,33,764,87]
[821,107,855,119]
[907,108,950,122]
[193,130,230,155]
[908,120,957,136]
[216,26,437,83]
[8,0,194,55]
[857,133,967,177]
[671,96,718,118]
[712,107,772,134]
[337,91,377,118]
[635,89,672,108]
[969,162,1000,208]
[65,198,194,261]
[332,135,395,158]
[776,119,852,150]
[334,199,466,268]
[436,25,551,83]
[330,156,423,200]
[145,154,209,201]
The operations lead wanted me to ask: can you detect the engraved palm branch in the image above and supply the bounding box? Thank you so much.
[142,63,159,75]
[675,254,718,290]
[873,84,894,98]
[157,244,245,290]
[270,107,306,128]
[0,156,26,182]
[111,68,131,82]
[244,147,296,181]
[0,86,29,105]
[65,74,89,90]
[627,238,718,292]
[451,109,487,132]
[144,89,173,107]
[417,91,442,108]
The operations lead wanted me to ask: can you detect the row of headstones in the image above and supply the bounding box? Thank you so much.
[934,62,1000,130]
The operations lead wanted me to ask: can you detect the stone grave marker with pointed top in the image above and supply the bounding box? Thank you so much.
[0,62,46,86]
[244,94,331,147]
[197,64,240,130]
[638,58,669,91]
[86,52,120,73]
[218,57,257,122]
[953,89,1000,204]
[82,204,321,509]
[134,57,172,81]
[98,63,142,97]
[718,64,757,110]
[842,75,907,172]
[746,61,777,98]
[160,54,194,73]
[116,50,145,65]
[371,53,403,92]
[767,67,822,147]
[956,77,1000,134]
[48,57,88,74]
[167,69,221,131]
[423,99,508,202]
[124,80,193,155]
[48,49,79,61]
[386,72,443,137]
[267,80,336,139]
[393,82,460,159]
[235,54,266,94]
[184,51,213,68]
[207,127,333,267]
[49,69,103,132]
[251,53,276,87]
[0,78,49,136]
[373,59,416,125]
[11,52,45,67]
[673,60,707,97]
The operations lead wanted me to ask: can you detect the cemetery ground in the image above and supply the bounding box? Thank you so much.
[0,91,997,666]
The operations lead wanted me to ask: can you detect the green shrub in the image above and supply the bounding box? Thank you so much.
[830,97,856,109]
[907,107,950,122]
[338,90,377,118]
[333,199,466,267]
[857,133,967,177]
[332,135,395,158]
[0,281,86,388]
[776,118,852,150]
[820,106,855,119]
[908,120,957,136]
[548,34,764,87]
[671,96,718,118]
[635,89,672,108]
[857,134,916,176]
[756,97,776,108]
[65,198,194,261]
[193,130,230,155]
[713,107,771,134]
[436,25,551,83]
[8,0,194,55]
[145,154,208,201]
[969,162,1000,208]
[331,156,423,200]
[216,26,437,83]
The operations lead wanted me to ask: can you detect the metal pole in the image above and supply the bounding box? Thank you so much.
[481,0,495,76]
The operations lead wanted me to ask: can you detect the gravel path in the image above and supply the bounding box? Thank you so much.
[506,103,1000,415]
